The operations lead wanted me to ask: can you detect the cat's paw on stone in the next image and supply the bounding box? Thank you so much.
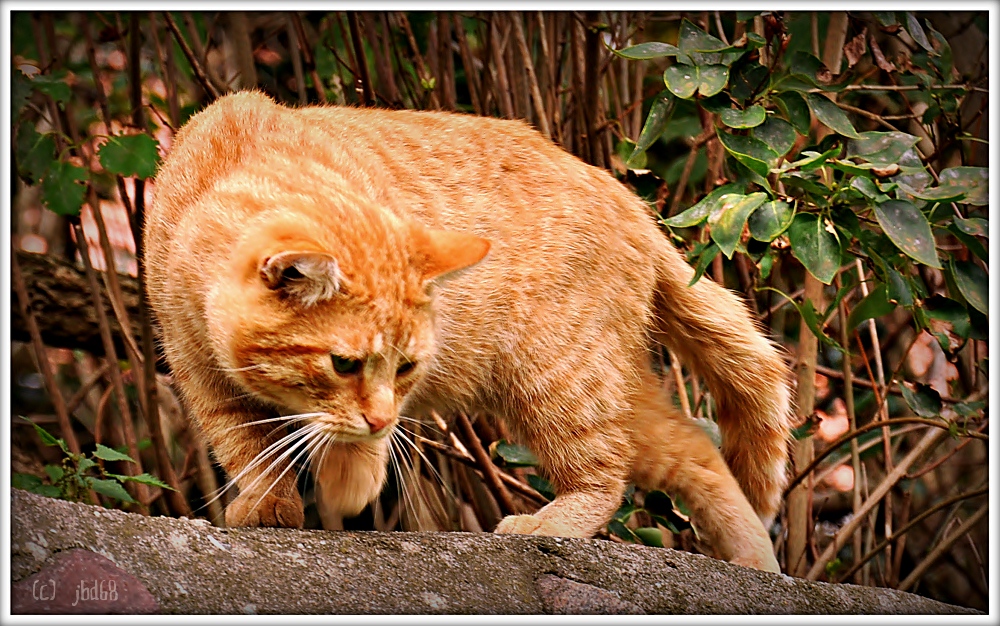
[731,551,781,574]
[225,491,304,528]
[494,514,577,537]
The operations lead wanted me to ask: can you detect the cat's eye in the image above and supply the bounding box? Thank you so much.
[396,361,416,377]
[332,355,363,375]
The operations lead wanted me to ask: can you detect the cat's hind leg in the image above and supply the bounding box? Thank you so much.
[629,370,780,572]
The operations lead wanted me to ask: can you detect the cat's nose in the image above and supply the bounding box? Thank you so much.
[363,412,394,435]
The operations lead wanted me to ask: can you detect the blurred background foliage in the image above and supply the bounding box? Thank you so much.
[9,10,989,611]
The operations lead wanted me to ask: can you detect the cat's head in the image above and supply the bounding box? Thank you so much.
[207,206,490,443]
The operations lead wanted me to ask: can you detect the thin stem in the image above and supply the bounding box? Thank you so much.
[163,12,221,100]
[11,250,82,456]
[455,412,518,517]
[898,502,988,592]
[805,427,947,580]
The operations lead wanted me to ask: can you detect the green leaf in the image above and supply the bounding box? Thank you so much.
[775,91,811,135]
[609,41,681,60]
[628,92,675,167]
[697,65,730,97]
[32,72,73,106]
[15,123,56,185]
[13,69,32,119]
[873,200,941,269]
[949,260,988,315]
[661,183,742,228]
[847,284,895,330]
[93,443,136,463]
[748,200,794,241]
[895,182,967,204]
[719,104,766,129]
[643,490,692,534]
[874,12,900,27]
[44,464,65,483]
[20,416,69,454]
[899,382,942,417]
[786,147,841,172]
[851,177,889,203]
[98,134,162,179]
[663,64,698,99]
[948,225,988,263]
[608,519,638,542]
[939,167,988,206]
[688,242,721,287]
[677,19,739,65]
[113,472,175,491]
[885,267,915,307]
[40,160,87,217]
[904,12,934,52]
[717,130,779,178]
[85,477,136,503]
[788,51,833,86]
[664,64,729,99]
[847,131,921,166]
[634,527,664,547]
[752,116,796,157]
[77,457,97,473]
[729,61,769,102]
[953,216,988,238]
[489,440,538,467]
[526,474,555,501]
[805,93,860,139]
[709,192,767,258]
[12,473,44,492]
[788,213,841,284]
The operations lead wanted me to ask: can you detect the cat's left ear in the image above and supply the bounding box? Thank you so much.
[411,227,491,284]
[259,251,342,306]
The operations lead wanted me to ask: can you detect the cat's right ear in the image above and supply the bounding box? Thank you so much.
[410,227,491,285]
[259,251,343,306]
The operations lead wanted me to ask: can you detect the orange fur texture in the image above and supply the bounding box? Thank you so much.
[145,91,792,572]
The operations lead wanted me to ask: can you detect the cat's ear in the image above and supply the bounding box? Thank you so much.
[411,227,491,283]
[259,251,342,306]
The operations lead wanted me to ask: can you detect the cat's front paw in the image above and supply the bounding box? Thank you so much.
[225,490,304,528]
[494,514,576,537]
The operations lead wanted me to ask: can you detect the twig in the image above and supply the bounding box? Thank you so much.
[805,426,947,580]
[397,11,441,110]
[835,485,988,584]
[898,502,988,592]
[784,416,986,497]
[511,13,551,138]
[346,12,375,106]
[129,13,192,517]
[71,220,150,512]
[285,14,307,104]
[290,12,327,104]
[835,274,863,584]
[808,83,989,94]
[488,14,514,119]
[65,361,112,417]
[454,412,519,516]
[162,12,221,100]
[669,129,715,214]
[11,250,81,455]
[417,436,547,507]
[453,13,482,115]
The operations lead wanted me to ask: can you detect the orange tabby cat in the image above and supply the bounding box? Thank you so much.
[145,91,791,572]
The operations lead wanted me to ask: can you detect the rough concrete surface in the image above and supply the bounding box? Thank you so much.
[10,489,978,615]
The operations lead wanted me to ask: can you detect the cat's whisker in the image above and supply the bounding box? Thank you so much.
[246,426,329,520]
[391,428,440,531]
[204,423,320,509]
[393,426,457,504]
[222,412,328,434]
[211,363,267,373]
[387,432,415,529]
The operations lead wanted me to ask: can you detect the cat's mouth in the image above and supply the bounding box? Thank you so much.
[308,413,398,442]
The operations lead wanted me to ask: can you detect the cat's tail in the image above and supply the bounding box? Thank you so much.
[650,241,792,526]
